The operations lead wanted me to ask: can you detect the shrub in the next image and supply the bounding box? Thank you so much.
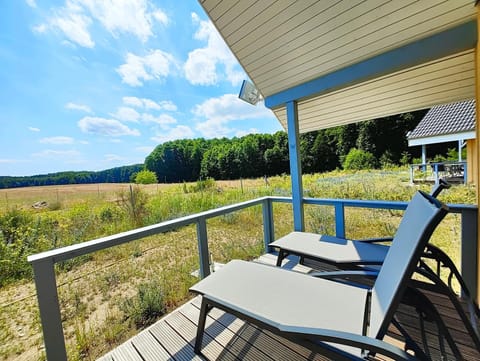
[379,150,395,168]
[399,151,411,166]
[117,185,148,227]
[193,177,216,192]
[134,170,158,184]
[120,280,166,329]
[343,148,377,170]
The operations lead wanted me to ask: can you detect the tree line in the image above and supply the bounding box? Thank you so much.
[0,164,143,189]
[3,109,456,189]
[145,110,433,183]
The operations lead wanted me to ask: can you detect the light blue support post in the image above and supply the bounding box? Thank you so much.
[262,198,275,252]
[433,163,439,185]
[421,145,427,172]
[464,162,468,184]
[196,217,211,278]
[334,203,346,238]
[286,101,304,231]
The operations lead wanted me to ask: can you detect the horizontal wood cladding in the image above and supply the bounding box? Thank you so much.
[201,0,475,97]
[273,50,475,133]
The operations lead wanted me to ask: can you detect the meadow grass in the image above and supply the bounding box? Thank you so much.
[0,169,475,360]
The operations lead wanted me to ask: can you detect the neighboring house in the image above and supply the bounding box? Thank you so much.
[407,99,476,183]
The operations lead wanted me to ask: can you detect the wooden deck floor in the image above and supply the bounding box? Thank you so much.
[97,254,479,361]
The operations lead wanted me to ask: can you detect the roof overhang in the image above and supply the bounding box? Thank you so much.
[408,131,476,147]
[199,0,477,133]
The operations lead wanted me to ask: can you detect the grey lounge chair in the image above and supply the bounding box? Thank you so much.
[271,181,450,269]
[190,191,448,360]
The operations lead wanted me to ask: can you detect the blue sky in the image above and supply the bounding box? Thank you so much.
[0,0,281,176]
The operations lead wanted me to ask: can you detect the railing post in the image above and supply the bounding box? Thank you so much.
[262,198,275,252]
[433,163,439,185]
[409,165,414,184]
[461,208,478,301]
[334,203,346,239]
[196,217,211,279]
[31,259,67,361]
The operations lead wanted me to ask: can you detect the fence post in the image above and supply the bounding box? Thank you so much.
[461,208,478,301]
[31,259,67,361]
[262,198,275,252]
[196,217,211,279]
[334,203,346,239]
[434,163,439,185]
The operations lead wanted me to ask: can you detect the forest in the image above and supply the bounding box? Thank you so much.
[145,111,433,183]
[2,109,458,189]
[0,164,143,189]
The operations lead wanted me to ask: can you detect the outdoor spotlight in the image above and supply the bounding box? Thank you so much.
[238,80,261,105]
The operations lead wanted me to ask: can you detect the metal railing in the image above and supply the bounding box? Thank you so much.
[409,161,467,184]
[27,196,477,360]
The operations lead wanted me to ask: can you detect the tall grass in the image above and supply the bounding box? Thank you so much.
[0,170,475,360]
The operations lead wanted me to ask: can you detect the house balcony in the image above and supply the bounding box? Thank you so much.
[27,196,479,360]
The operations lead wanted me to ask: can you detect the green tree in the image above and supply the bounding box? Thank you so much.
[134,170,158,184]
[343,148,377,170]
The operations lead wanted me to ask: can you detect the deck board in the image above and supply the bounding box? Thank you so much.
[131,331,172,360]
[98,254,479,360]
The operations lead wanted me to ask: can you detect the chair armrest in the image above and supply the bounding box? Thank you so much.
[310,270,379,288]
[310,270,379,279]
[283,327,418,361]
[353,237,393,243]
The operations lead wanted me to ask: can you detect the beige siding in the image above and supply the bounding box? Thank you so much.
[272,50,475,133]
[201,0,475,97]
[467,139,476,184]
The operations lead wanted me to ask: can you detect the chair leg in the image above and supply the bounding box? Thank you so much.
[194,297,210,354]
[276,250,285,267]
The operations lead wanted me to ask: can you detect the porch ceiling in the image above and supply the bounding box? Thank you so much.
[199,0,477,133]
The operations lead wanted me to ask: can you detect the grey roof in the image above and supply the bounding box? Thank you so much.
[408,100,475,140]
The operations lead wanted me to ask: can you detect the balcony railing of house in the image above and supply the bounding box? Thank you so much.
[409,161,467,184]
[27,196,478,361]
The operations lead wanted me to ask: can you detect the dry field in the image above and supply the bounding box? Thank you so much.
[0,171,474,360]
[0,179,267,210]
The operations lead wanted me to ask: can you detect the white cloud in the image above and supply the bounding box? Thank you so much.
[39,136,75,144]
[236,128,259,137]
[78,116,140,136]
[28,127,40,132]
[112,107,141,122]
[158,100,177,111]
[32,149,81,158]
[32,24,47,33]
[185,13,244,86]
[50,3,95,48]
[36,0,169,48]
[151,125,194,143]
[136,146,155,154]
[117,50,176,86]
[193,94,274,138]
[26,0,37,8]
[142,98,161,110]
[65,102,92,113]
[122,96,177,111]
[80,0,169,42]
[195,120,232,138]
[103,153,125,162]
[0,159,20,164]
[142,113,177,128]
[123,96,144,108]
